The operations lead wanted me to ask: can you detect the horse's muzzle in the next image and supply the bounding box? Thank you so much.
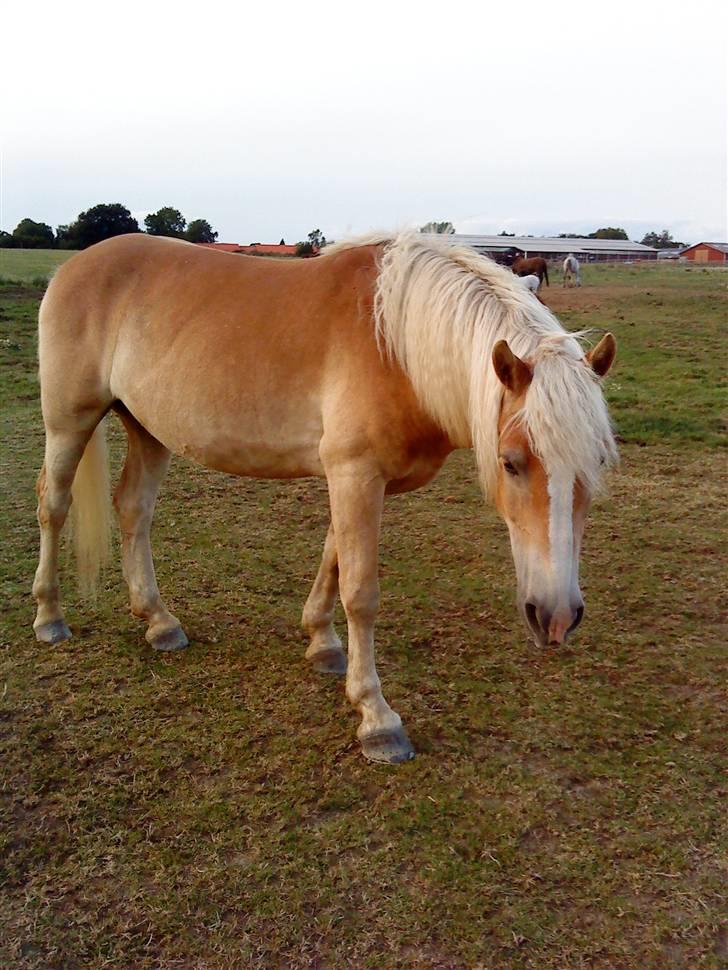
[524,601,584,646]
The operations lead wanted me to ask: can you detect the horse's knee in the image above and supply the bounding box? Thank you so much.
[35,465,47,499]
[113,483,154,532]
[340,582,379,624]
[37,485,71,529]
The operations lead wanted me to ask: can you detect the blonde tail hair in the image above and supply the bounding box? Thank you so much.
[70,419,112,597]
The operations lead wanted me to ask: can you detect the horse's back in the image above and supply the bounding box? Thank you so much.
[39,236,446,482]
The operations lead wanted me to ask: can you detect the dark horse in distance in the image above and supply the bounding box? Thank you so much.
[503,247,550,287]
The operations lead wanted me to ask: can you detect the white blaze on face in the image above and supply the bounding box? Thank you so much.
[547,466,577,605]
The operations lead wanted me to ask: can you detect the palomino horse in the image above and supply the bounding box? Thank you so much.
[33,233,617,763]
[563,254,582,287]
[503,248,550,287]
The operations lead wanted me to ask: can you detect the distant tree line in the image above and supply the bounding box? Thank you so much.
[638,229,688,250]
[415,223,690,249]
[557,227,628,240]
[295,229,327,256]
[0,204,219,250]
[557,228,688,247]
[1,210,689,254]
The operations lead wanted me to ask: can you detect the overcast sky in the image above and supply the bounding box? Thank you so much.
[2,0,726,245]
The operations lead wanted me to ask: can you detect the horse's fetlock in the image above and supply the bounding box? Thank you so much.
[33,579,58,604]
[346,676,382,708]
[302,603,334,633]
[129,587,162,620]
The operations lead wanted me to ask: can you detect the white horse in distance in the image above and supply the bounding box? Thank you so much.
[563,254,581,287]
[518,273,541,294]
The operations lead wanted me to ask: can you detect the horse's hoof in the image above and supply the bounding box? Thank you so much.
[34,620,72,644]
[149,627,189,652]
[310,648,348,676]
[360,727,415,764]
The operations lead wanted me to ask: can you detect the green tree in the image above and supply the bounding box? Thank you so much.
[62,204,140,249]
[184,219,218,243]
[307,229,327,249]
[420,221,455,234]
[11,218,55,249]
[589,227,628,240]
[55,224,75,249]
[145,207,186,238]
[639,229,687,250]
[295,230,328,256]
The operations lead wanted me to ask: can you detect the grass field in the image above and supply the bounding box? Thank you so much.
[1,258,726,968]
[0,249,77,284]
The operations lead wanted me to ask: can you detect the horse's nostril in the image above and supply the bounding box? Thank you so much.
[537,607,552,637]
[568,605,584,635]
[525,602,539,634]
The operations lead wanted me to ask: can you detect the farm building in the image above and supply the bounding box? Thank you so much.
[421,234,659,262]
[235,243,300,256]
[680,242,728,263]
[196,242,301,256]
[197,243,244,253]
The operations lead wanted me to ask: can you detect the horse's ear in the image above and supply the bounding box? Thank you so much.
[492,340,532,394]
[586,333,617,378]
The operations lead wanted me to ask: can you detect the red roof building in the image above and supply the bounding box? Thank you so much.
[196,243,245,253]
[235,243,300,256]
[680,242,728,263]
[196,242,307,257]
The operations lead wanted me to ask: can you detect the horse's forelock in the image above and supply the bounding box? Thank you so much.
[521,344,618,493]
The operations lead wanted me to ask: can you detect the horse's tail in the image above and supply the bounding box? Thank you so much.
[543,262,550,286]
[70,419,112,597]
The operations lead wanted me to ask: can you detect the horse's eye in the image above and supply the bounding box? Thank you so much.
[503,459,518,476]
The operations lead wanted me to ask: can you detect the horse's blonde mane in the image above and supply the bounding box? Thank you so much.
[330,232,616,497]
[321,232,396,257]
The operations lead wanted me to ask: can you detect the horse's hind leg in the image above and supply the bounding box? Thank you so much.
[113,409,188,652]
[324,456,414,763]
[33,427,97,643]
[302,524,347,675]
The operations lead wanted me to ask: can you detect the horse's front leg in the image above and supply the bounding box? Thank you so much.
[302,523,347,674]
[324,458,414,763]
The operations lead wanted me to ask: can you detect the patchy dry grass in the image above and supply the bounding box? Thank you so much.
[1,262,726,968]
